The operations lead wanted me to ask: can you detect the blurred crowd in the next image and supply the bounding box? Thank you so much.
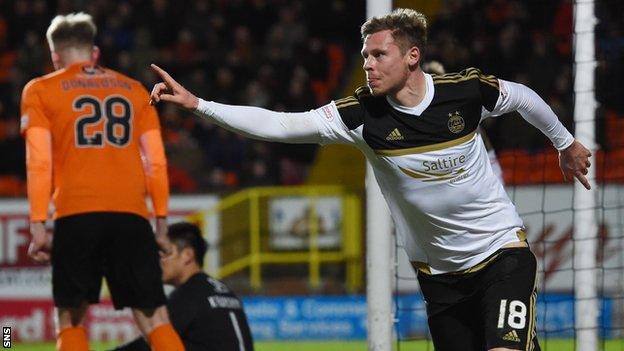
[0,0,622,195]
[425,0,624,156]
[0,0,363,194]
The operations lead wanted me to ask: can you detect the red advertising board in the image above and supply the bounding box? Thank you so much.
[0,196,218,342]
[0,299,139,343]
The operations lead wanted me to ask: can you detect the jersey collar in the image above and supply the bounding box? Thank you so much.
[385,73,434,116]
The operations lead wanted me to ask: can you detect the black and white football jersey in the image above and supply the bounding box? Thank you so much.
[313,68,524,274]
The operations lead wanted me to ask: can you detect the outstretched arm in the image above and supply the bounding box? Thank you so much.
[484,80,592,189]
[149,64,322,144]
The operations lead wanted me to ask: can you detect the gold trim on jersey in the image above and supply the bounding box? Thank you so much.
[399,167,453,179]
[399,166,465,182]
[335,96,359,109]
[335,86,372,109]
[375,131,476,156]
[434,67,492,80]
[516,229,527,242]
[335,96,357,104]
[526,250,538,351]
[335,101,359,109]
[435,75,498,89]
[433,68,499,89]
[433,67,495,79]
[355,86,371,96]
[412,252,502,275]
[413,230,528,275]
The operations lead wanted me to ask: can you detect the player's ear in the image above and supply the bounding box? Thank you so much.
[181,247,195,265]
[407,46,420,68]
[50,51,61,69]
[91,46,100,63]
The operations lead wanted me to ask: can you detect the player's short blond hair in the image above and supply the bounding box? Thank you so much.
[46,12,96,52]
[361,8,427,56]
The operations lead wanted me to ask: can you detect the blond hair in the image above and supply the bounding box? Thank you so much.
[46,12,96,52]
[361,8,427,56]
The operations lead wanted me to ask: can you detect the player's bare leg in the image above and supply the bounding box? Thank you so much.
[132,305,169,334]
[55,302,89,351]
[132,306,185,351]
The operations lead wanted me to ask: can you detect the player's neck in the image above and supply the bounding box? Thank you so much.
[390,69,426,108]
[56,48,95,69]
[175,266,203,287]
[59,58,95,69]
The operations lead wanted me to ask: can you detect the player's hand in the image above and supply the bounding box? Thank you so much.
[28,222,52,264]
[559,140,592,190]
[154,217,172,256]
[149,64,199,110]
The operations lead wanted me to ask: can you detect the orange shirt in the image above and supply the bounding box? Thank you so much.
[21,62,168,220]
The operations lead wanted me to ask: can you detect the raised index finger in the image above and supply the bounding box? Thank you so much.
[575,172,591,190]
[150,64,177,86]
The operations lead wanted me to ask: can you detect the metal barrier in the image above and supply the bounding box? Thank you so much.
[189,186,363,292]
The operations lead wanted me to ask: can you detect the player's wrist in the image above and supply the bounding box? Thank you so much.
[189,95,199,110]
[554,134,575,151]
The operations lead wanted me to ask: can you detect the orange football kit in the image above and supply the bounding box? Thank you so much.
[21,62,168,220]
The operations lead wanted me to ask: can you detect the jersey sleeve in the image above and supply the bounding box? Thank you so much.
[313,87,366,145]
[484,79,574,150]
[140,130,169,217]
[335,92,364,130]
[25,128,52,222]
[20,79,50,134]
[471,68,501,112]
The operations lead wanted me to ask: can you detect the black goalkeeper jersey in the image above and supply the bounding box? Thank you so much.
[115,272,254,351]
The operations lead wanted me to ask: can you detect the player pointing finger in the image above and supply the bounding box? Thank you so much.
[149,64,198,110]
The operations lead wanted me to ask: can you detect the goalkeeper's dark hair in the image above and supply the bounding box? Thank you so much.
[167,222,207,266]
[361,8,427,59]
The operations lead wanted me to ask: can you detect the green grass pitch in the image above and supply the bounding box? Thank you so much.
[10,339,624,351]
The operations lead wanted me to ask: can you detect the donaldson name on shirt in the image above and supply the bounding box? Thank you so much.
[61,78,132,91]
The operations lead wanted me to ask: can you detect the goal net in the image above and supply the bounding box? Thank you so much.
[379,0,624,350]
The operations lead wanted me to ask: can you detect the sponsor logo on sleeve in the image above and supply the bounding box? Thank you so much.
[321,105,334,122]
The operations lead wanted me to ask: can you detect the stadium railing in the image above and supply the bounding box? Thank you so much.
[187,185,363,292]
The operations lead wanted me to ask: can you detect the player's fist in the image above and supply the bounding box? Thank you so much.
[28,222,52,264]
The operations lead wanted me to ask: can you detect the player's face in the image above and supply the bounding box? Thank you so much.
[361,30,411,96]
[160,245,184,285]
